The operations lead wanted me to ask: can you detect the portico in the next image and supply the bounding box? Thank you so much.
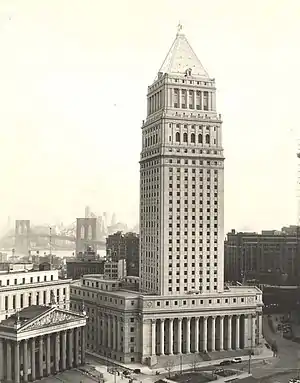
[0,305,87,382]
[147,313,258,357]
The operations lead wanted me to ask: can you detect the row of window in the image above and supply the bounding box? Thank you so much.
[144,133,159,147]
[0,274,55,286]
[140,157,223,169]
[141,169,219,183]
[175,132,211,145]
[2,288,66,311]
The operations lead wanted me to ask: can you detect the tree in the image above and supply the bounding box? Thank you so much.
[164,360,175,378]
[189,355,201,371]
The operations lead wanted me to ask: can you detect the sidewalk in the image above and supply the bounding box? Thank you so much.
[87,346,273,378]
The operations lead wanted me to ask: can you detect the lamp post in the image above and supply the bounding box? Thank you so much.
[180,354,183,375]
[248,333,253,374]
[248,349,252,374]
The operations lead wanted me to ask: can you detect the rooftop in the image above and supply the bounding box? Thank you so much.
[1,305,49,327]
[0,305,87,334]
[157,25,209,79]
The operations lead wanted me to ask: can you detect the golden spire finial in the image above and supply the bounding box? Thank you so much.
[177,21,183,35]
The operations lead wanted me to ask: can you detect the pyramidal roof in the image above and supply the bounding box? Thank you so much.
[158,26,209,79]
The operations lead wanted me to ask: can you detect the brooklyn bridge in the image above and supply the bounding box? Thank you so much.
[0,218,106,254]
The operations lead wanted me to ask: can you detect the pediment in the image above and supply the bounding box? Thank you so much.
[19,308,85,332]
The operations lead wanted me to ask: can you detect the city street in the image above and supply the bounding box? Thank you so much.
[244,315,300,382]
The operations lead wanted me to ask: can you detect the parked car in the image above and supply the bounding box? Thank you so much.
[288,378,300,383]
[219,360,232,366]
[231,357,242,364]
[133,369,141,374]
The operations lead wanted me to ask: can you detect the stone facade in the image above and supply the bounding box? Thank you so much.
[0,268,70,322]
[0,305,86,383]
[70,277,263,364]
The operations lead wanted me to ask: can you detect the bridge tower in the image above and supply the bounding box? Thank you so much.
[15,220,30,254]
[76,218,97,254]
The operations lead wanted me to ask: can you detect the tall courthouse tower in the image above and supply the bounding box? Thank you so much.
[140,25,224,295]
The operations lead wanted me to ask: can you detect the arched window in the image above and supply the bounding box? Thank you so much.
[198,134,203,144]
[150,136,153,146]
[145,138,148,147]
[205,134,210,144]
[191,133,195,143]
[183,133,188,142]
[176,132,180,142]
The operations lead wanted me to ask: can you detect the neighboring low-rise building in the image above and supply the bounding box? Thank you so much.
[66,247,105,280]
[106,232,139,277]
[104,259,127,280]
[66,259,105,280]
[224,228,300,284]
[0,263,71,321]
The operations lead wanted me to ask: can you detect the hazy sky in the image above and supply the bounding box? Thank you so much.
[0,0,299,233]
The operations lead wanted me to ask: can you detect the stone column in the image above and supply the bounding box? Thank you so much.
[23,340,28,383]
[97,315,101,351]
[208,92,212,110]
[186,317,191,353]
[61,331,67,370]
[251,314,256,348]
[178,318,182,354]
[219,316,224,351]
[68,329,73,368]
[6,340,12,382]
[81,327,86,365]
[212,92,216,111]
[14,342,20,383]
[117,320,122,352]
[107,315,111,349]
[211,317,216,352]
[227,316,232,350]
[195,318,199,352]
[46,335,51,376]
[236,315,240,350]
[112,316,116,351]
[151,320,156,356]
[169,318,174,355]
[258,313,263,344]
[244,315,249,348]
[160,319,165,355]
[31,338,36,381]
[203,317,208,352]
[0,339,4,381]
[38,336,44,379]
[74,328,80,367]
[103,316,107,348]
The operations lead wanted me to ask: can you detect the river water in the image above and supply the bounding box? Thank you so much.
[7,249,106,260]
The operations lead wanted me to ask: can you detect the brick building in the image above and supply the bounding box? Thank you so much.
[224,228,300,284]
[106,232,139,277]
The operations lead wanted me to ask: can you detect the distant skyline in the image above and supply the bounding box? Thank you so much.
[0,0,299,233]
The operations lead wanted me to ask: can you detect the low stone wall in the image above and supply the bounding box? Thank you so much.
[219,372,251,382]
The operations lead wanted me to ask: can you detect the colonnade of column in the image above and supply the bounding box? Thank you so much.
[150,314,255,356]
[100,314,122,353]
[0,327,86,383]
[169,88,214,112]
